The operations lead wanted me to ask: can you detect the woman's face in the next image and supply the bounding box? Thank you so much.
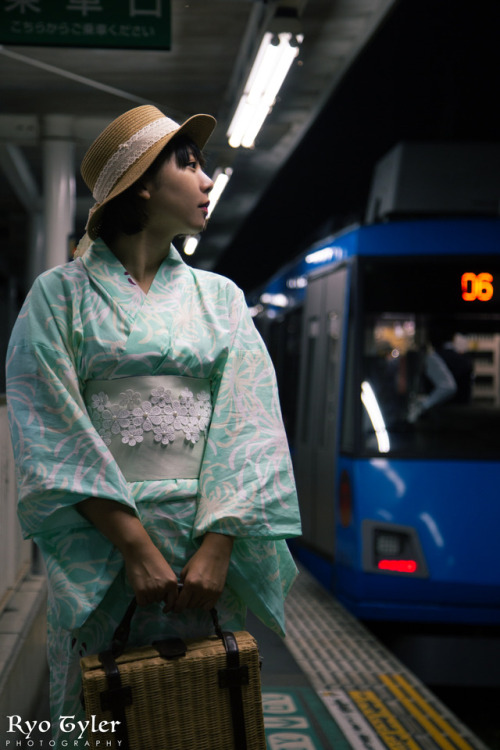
[142,150,213,239]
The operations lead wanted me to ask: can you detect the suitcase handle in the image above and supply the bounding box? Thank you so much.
[101,586,249,750]
[111,585,224,657]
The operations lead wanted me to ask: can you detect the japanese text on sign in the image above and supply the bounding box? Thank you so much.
[1,0,171,50]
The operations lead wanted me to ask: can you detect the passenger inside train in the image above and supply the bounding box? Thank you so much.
[361,306,499,458]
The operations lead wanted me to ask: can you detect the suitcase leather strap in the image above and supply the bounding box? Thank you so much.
[98,649,132,748]
[211,607,250,749]
[218,630,249,750]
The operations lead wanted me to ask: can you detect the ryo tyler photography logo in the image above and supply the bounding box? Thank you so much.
[4,714,123,747]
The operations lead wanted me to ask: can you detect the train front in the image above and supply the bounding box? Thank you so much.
[288,218,500,624]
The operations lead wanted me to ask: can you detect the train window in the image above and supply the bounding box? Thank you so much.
[357,257,500,459]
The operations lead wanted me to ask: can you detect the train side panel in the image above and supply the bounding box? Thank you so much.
[334,455,500,623]
[253,218,500,624]
[294,263,350,558]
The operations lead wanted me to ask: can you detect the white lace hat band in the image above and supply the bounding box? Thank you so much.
[80,105,216,241]
[92,116,180,203]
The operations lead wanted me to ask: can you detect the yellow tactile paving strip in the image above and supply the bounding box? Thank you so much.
[283,566,489,750]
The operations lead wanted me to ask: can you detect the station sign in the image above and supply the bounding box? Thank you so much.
[0,0,171,50]
[364,256,500,313]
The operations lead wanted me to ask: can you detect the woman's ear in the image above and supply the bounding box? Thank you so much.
[137,184,151,200]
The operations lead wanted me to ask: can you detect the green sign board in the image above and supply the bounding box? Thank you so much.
[0,0,171,50]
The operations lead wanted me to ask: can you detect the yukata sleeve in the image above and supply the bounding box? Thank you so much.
[6,273,136,630]
[195,284,302,635]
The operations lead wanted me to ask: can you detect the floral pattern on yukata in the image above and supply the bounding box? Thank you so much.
[6,240,301,731]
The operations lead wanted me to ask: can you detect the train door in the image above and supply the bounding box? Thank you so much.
[295,265,348,556]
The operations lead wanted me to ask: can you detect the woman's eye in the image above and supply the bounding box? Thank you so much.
[188,160,198,170]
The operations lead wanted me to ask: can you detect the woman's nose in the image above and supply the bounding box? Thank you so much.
[202,171,214,192]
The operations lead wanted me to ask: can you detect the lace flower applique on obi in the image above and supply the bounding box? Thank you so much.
[89,386,212,449]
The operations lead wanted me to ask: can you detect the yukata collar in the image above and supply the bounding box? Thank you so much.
[79,239,187,306]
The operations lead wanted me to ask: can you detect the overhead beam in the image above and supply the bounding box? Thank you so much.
[0,114,127,146]
[0,45,155,109]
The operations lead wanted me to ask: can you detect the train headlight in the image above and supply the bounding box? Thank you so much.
[375,531,402,557]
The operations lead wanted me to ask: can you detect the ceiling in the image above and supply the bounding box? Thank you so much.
[0,0,396,288]
[215,0,500,292]
[1,0,500,295]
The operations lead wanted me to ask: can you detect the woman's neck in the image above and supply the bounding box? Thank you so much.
[109,232,172,294]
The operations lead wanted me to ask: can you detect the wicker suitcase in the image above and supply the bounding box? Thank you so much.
[80,600,266,750]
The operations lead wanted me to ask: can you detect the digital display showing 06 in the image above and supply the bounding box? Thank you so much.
[461,272,494,302]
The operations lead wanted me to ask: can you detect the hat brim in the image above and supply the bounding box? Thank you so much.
[86,112,216,240]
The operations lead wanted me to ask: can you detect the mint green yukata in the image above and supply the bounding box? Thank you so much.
[6,240,301,744]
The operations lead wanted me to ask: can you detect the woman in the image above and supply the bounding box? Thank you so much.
[6,105,301,743]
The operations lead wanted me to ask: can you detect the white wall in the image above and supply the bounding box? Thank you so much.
[0,398,48,734]
[0,398,32,604]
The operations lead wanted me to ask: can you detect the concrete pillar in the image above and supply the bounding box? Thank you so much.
[27,211,45,286]
[0,143,44,287]
[42,115,76,270]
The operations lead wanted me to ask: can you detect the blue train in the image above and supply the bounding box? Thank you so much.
[249,217,500,624]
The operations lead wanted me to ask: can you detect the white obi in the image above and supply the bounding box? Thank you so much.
[84,375,212,482]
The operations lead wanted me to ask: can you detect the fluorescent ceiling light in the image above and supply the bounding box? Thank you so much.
[286,276,307,289]
[227,32,302,149]
[260,292,289,308]
[305,247,334,265]
[248,303,264,318]
[183,167,233,257]
[305,245,345,264]
[207,167,233,218]
[183,236,199,256]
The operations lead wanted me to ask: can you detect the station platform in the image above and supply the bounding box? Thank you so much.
[12,565,489,750]
[257,565,489,750]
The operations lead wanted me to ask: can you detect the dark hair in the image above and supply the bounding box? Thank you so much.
[98,135,205,245]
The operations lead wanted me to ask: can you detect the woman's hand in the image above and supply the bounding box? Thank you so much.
[122,537,179,609]
[77,497,179,609]
[174,532,234,613]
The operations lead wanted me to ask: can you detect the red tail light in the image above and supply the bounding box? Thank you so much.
[378,559,418,573]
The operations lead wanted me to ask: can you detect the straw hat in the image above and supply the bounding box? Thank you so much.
[80,105,216,241]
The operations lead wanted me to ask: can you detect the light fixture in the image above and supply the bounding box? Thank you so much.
[183,236,199,256]
[183,167,233,257]
[207,167,233,218]
[286,276,307,289]
[305,247,334,265]
[305,245,344,264]
[248,303,264,318]
[227,31,303,149]
[260,292,289,308]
